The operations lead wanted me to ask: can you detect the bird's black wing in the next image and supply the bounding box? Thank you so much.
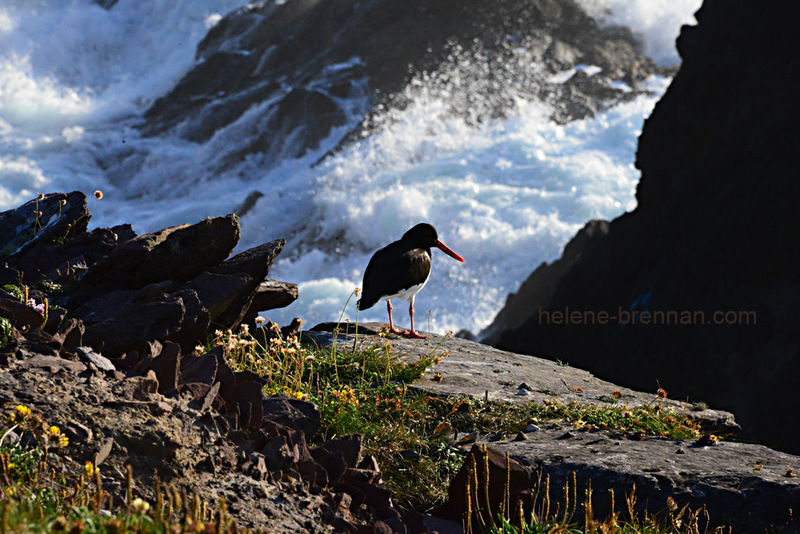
[358,243,431,310]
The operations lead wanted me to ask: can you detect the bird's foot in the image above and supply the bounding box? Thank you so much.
[402,330,428,339]
[388,326,407,336]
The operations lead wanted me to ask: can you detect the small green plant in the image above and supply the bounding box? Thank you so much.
[1,285,23,302]
[35,277,63,296]
[0,317,12,350]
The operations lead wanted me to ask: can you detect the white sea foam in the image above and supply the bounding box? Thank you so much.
[576,0,703,65]
[263,88,663,333]
[0,0,694,334]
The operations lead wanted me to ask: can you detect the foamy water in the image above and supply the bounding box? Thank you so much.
[0,0,700,334]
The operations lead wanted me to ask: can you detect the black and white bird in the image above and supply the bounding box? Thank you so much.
[357,223,465,338]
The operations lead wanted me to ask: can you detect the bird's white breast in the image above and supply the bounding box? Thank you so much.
[380,277,429,303]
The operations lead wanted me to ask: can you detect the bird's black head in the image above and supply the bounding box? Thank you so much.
[401,223,466,262]
[401,223,439,247]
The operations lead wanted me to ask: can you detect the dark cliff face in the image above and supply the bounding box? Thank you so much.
[487,0,800,452]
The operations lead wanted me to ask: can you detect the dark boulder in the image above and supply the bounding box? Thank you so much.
[263,395,322,440]
[82,286,210,357]
[69,215,239,307]
[241,280,299,328]
[188,239,285,328]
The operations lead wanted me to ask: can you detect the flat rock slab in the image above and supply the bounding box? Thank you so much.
[482,428,800,533]
[307,322,738,435]
[309,322,800,531]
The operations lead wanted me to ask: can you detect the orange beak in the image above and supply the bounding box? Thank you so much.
[434,239,465,262]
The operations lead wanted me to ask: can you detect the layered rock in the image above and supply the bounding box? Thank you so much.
[483,0,800,453]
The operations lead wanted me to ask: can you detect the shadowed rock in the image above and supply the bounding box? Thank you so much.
[0,289,45,330]
[82,287,210,357]
[455,433,800,534]
[190,239,285,329]
[11,225,136,286]
[484,0,800,454]
[242,280,299,327]
[69,215,239,307]
[263,395,322,440]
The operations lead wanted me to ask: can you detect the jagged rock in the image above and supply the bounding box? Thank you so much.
[186,272,253,326]
[76,346,116,372]
[242,280,299,326]
[16,354,87,374]
[225,381,264,430]
[42,306,67,335]
[485,0,800,454]
[82,286,210,357]
[437,444,531,522]
[318,435,364,470]
[149,341,181,393]
[114,371,160,401]
[482,220,609,345]
[463,431,800,534]
[69,215,239,307]
[11,225,136,286]
[263,395,322,440]
[208,239,285,327]
[53,317,85,354]
[311,447,348,486]
[0,192,89,261]
[180,347,220,385]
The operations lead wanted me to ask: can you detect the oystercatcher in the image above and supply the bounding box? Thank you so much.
[357,223,465,338]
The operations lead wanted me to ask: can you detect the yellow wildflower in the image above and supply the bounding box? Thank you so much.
[94,190,103,200]
[84,461,99,477]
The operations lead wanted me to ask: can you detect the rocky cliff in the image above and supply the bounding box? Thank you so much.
[484,0,800,453]
[138,0,667,173]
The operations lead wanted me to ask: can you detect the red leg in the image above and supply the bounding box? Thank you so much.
[403,301,428,339]
[387,301,406,335]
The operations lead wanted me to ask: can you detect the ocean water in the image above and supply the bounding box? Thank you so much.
[0,0,701,334]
